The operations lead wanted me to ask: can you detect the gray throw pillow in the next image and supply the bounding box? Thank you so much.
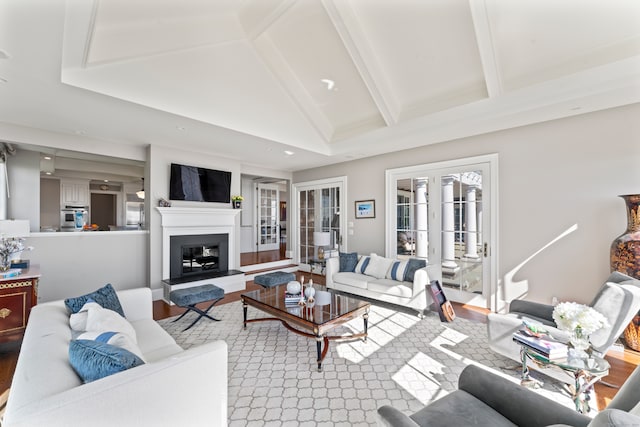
[404,258,427,282]
[339,252,358,272]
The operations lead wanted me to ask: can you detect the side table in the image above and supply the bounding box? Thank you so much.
[0,265,40,344]
[518,343,609,413]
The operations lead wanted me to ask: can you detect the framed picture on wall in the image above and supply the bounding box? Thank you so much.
[355,200,375,219]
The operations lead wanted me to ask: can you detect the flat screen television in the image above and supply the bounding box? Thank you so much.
[169,163,231,203]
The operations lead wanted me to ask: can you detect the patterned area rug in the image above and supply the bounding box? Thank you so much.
[158,300,587,426]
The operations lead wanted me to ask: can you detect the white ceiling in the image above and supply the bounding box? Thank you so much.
[0,0,639,171]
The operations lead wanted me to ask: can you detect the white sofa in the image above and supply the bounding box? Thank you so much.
[325,255,435,315]
[3,288,228,427]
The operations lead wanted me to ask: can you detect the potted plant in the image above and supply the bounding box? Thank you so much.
[231,195,244,209]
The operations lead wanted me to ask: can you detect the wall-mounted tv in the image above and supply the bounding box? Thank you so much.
[169,163,231,203]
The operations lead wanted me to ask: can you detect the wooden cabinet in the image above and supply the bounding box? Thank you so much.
[0,267,40,343]
[61,180,89,206]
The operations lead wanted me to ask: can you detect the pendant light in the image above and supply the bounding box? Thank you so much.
[136,178,145,199]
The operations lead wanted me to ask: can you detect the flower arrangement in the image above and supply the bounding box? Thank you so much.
[231,195,244,202]
[552,302,609,335]
[0,237,32,271]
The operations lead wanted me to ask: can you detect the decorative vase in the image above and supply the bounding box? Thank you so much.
[233,201,241,209]
[569,328,590,359]
[286,281,301,295]
[304,281,316,300]
[0,253,10,272]
[610,194,640,280]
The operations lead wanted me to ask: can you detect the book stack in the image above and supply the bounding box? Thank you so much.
[513,330,568,361]
[285,292,302,305]
[0,268,22,279]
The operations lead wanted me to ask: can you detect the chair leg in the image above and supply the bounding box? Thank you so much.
[180,298,224,331]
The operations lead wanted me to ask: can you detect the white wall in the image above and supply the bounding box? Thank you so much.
[292,104,640,306]
[7,150,40,230]
[26,231,148,302]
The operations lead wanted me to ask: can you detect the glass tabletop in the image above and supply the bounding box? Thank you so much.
[522,346,610,375]
[241,285,369,326]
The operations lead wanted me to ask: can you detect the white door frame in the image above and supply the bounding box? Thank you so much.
[385,154,499,311]
[292,176,347,265]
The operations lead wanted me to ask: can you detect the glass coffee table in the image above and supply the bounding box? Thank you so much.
[517,343,610,413]
[241,285,370,371]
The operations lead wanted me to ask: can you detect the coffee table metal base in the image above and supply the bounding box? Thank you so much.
[242,303,368,371]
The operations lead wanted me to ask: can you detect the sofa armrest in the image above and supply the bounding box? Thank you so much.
[326,257,339,288]
[509,299,556,326]
[458,365,590,427]
[3,340,228,427]
[377,406,421,427]
[117,287,153,322]
[412,267,432,306]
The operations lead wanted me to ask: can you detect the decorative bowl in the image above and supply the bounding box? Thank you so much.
[286,281,301,295]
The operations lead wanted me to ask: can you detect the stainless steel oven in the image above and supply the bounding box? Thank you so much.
[60,206,88,231]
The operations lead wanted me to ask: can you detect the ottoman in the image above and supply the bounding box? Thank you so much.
[254,271,296,288]
[170,284,225,331]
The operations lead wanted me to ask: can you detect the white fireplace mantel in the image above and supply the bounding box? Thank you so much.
[156,207,243,294]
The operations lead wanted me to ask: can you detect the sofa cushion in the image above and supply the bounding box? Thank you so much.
[65,283,125,317]
[386,260,409,282]
[368,280,414,298]
[339,252,358,272]
[404,258,427,282]
[69,339,145,383]
[409,389,517,427]
[355,255,371,274]
[365,254,395,279]
[130,318,183,362]
[332,272,370,290]
[77,331,145,361]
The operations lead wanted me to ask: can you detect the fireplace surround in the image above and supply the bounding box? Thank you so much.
[157,207,245,303]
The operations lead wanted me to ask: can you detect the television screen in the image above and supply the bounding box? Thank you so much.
[169,163,231,203]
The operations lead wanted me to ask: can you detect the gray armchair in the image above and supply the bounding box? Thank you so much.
[377,363,640,427]
[486,271,640,383]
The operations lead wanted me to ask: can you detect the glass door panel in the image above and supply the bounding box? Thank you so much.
[257,184,279,251]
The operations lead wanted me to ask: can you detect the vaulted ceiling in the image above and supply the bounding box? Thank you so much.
[1,0,639,171]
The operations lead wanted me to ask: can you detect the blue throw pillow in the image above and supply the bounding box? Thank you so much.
[403,258,427,282]
[339,252,358,272]
[64,283,125,317]
[69,339,145,383]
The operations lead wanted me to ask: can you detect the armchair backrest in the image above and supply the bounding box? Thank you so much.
[607,364,640,413]
[589,272,640,354]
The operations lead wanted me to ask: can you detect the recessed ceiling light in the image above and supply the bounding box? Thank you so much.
[284,150,294,156]
[320,79,335,90]
[43,156,52,160]
[45,172,51,175]
[103,180,109,183]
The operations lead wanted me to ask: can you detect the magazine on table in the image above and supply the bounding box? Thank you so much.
[513,329,568,360]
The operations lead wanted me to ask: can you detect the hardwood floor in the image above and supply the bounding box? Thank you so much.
[0,254,637,414]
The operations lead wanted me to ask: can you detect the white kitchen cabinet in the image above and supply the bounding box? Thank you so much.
[60,180,89,206]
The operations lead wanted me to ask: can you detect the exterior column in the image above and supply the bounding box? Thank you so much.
[441,176,458,271]
[464,184,479,259]
[415,179,428,260]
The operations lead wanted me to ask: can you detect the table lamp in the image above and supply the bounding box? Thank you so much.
[313,231,331,260]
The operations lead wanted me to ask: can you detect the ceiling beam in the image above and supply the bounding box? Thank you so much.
[321,0,399,126]
[468,0,503,98]
[238,0,297,41]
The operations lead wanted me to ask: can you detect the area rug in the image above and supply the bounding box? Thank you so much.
[159,301,589,426]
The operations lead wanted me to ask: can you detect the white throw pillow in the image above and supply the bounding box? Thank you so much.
[355,255,371,274]
[85,303,137,342]
[69,300,102,331]
[364,254,395,279]
[76,331,145,361]
[386,260,409,282]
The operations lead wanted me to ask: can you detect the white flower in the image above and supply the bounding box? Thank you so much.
[552,302,609,335]
[0,237,32,259]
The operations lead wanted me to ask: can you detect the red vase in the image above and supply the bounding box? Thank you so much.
[610,194,640,279]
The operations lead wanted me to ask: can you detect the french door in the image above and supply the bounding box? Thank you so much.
[386,155,498,309]
[257,183,280,251]
[292,177,346,268]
